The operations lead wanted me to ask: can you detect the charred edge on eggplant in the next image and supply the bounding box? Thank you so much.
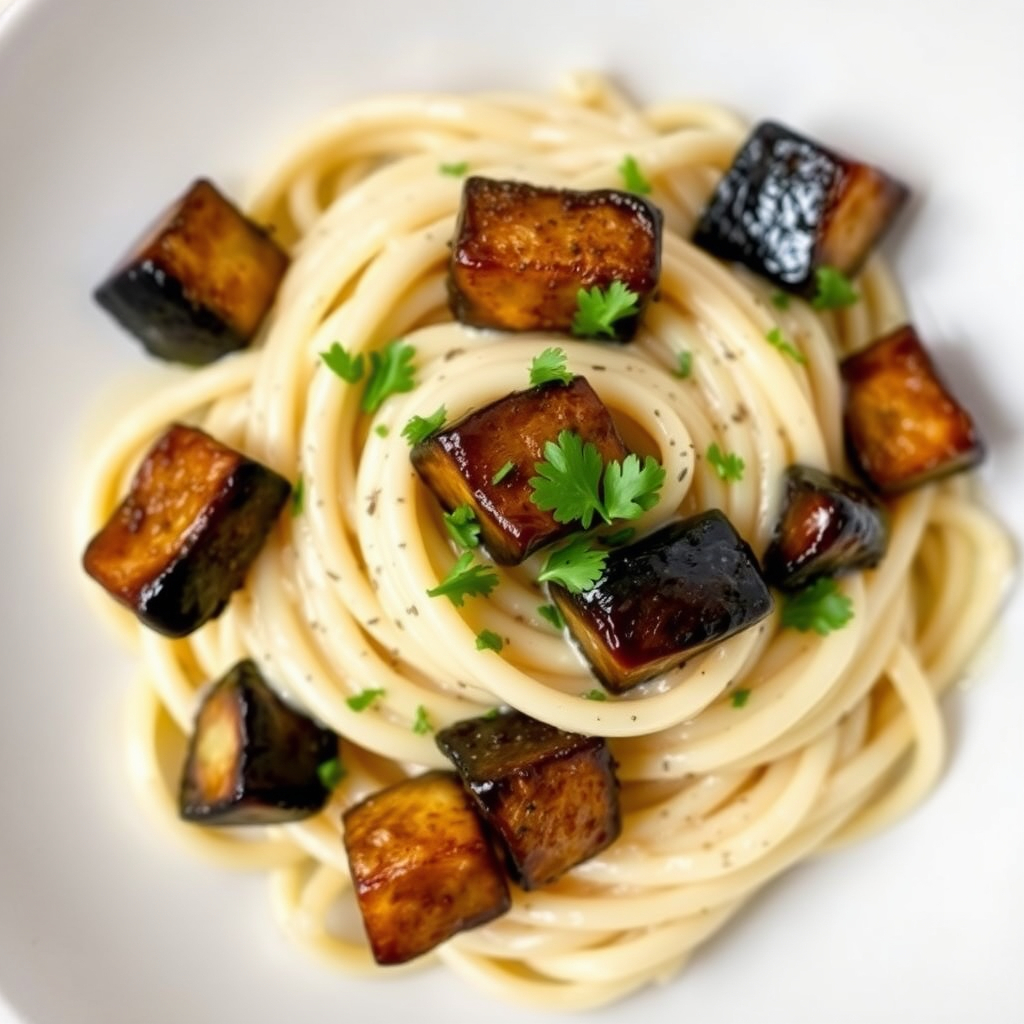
[94,179,289,365]
[82,423,291,637]
[436,709,621,890]
[342,770,511,965]
[448,176,662,337]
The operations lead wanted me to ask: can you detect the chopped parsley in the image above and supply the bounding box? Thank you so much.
[602,526,636,547]
[317,757,346,790]
[320,342,365,383]
[361,339,416,413]
[812,266,859,310]
[374,424,390,438]
[730,688,751,708]
[537,603,564,630]
[442,505,481,549]
[346,688,385,712]
[674,350,693,379]
[537,534,608,594]
[482,707,502,720]
[439,161,469,177]
[412,705,433,734]
[582,688,608,701]
[491,460,515,485]
[571,281,640,338]
[475,629,504,653]
[401,405,446,446]
[618,154,652,195]
[781,578,854,635]
[706,442,745,482]
[291,475,304,517]
[529,347,573,386]
[770,291,791,310]
[765,327,807,365]
[426,551,499,606]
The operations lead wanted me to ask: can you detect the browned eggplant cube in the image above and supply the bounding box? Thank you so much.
[436,710,621,890]
[411,376,628,564]
[342,770,510,964]
[449,177,662,338]
[179,660,339,825]
[842,325,983,493]
[762,465,889,590]
[551,510,773,693]
[94,179,289,365]
[82,423,290,637]
[693,122,908,295]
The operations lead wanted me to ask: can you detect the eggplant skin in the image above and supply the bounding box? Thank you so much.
[342,770,511,965]
[94,179,288,365]
[551,510,773,693]
[82,423,290,637]
[842,325,983,493]
[179,660,338,825]
[762,465,889,590]
[436,710,621,890]
[411,377,628,565]
[449,177,662,338]
[693,122,908,294]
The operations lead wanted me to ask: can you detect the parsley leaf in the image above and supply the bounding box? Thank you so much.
[317,757,346,790]
[765,327,807,365]
[781,578,854,635]
[674,351,693,379]
[426,551,499,606]
[529,431,605,527]
[320,342,365,383]
[401,405,446,446]
[439,161,469,177]
[770,291,791,310]
[482,707,502,720]
[706,442,744,482]
[537,535,608,594]
[571,281,640,339]
[812,266,859,310]
[442,505,481,549]
[529,347,573,386]
[374,424,390,438]
[361,340,416,413]
[537,603,564,630]
[412,705,433,734]
[291,475,304,517]
[582,688,607,701]
[603,453,666,521]
[346,688,385,712]
[475,629,504,652]
[618,154,652,195]
[730,688,751,708]
[491,460,515,485]
[602,526,635,547]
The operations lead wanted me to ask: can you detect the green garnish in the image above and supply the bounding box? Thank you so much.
[491,460,515,485]
[811,266,859,310]
[291,475,304,517]
[674,351,693,379]
[320,342,365,383]
[529,347,573,386]
[482,707,502,720]
[618,154,652,195]
[426,551,499,606]
[442,505,481,549]
[730,688,751,708]
[603,452,666,521]
[571,281,640,338]
[602,526,635,547]
[374,424,390,438]
[765,327,807,365]
[537,535,609,595]
[346,688,385,712]
[770,291,791,310]
[537,603,564,630]
[706,442,745,482]
[412,705,433,734]
[582,688,608,701]
[317,758,346,790]
[439,161,469,177]
[781,578,854,635]
[475,629,504,653]
[401,405,446,446]
[361,339,416,413]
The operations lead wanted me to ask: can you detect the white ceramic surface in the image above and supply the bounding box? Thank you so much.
[1,1,1022,1022]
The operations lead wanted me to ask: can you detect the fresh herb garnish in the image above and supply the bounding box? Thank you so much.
[529,347,574,386]
[537,534,609,594]
[346,688,385,712]
[374,424,390,438]
[491,460,515,485]
[317,757,346,790]
[765,327,807,365]
[571,281,640,338]
[770,291,791,310]
[291,475,304,516]
[412,705,433,734]
[361,339,416,413]
[582,688,608,701]
[320,342,365,383]
[401,405,446,446]
[781,578,854,635]
[439,161,469,177]
[426,551,499,606]
[674,350,693,379]
[603,452,665,521]
[537,603,564,630]
[482,707,502,720]
[618,154,652,195]
[442,505,481,549]
[602,526,636,547]
[812,266,859,310]
[475,629,504,652]
[730,688,751,708]
[706,442,745,482]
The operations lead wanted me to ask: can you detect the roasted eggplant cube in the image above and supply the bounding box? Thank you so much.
[411,376,628,564]
[449,177,662,338]
[82,423,290,637]
[436,710,620,890]
[342,770,510,965]
[693,122,908,294]
[179,660,338,825]
[551,510,773,693]
[842,325,983,493]
[94,179,289,365]
[762,465,889,590]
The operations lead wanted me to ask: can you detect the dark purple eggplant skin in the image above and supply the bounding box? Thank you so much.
[179,660,338,826]
[692,122,908,295]
[551,510,774,693]
[762,465,889,591]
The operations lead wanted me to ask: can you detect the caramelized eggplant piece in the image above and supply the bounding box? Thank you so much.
[449,177,662,338]
[842,325,983,493]
[411,377,628,564]
[436,710,620,890]
[693,122,908,295]
[179,660,338,825]
[82,423,290,637]
[551,510,773,693]
[342,770,510,964]
[94,179,289,365]
[762,465,889,590]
